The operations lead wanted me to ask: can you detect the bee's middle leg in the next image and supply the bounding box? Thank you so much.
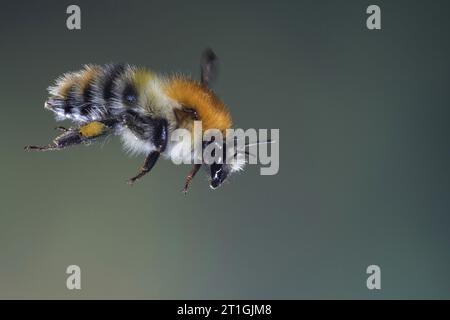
[127,151,161,185]
[126,118,168,185]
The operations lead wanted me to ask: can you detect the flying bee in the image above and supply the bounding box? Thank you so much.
[25,49,254,192]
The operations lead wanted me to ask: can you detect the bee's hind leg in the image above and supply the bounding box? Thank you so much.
[25,121,109,152]
[55,126,69,132]
[24,129,84,151]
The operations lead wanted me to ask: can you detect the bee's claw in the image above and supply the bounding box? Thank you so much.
[127,172,145,185]
[181,165,201,195]
[182,180,192,194]
[126,152,160,186]
[24,145,50,151]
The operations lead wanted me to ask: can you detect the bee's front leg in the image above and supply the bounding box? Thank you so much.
[182,164,202,194]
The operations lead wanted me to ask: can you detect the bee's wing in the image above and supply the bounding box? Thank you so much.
[200,48,219,89]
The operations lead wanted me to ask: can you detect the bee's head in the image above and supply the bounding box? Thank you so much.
[209,162,229,189]
[207,142,247,190]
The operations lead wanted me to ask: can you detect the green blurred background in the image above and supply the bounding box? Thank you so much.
[0,0,449,299]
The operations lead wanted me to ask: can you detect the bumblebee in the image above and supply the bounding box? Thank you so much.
[25,49,247,192]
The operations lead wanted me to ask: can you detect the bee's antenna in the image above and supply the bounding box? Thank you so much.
[232,136,275,147]
[230,139,274,160]
[244,140,274,147]
[230,137,274,158]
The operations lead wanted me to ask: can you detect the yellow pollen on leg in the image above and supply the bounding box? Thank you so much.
[79,121,106,137]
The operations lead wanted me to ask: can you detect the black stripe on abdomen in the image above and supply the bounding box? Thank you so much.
[80,80,95,116]
[101,64,126,102]
[64,85,78,114]
[82,80,94,104]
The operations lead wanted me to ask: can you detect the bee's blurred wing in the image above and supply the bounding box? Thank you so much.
[200,48,219,89]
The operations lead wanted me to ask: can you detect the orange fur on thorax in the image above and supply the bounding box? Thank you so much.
[164,77,232,133]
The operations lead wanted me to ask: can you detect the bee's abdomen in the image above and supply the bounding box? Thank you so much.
[46,64,128,122]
